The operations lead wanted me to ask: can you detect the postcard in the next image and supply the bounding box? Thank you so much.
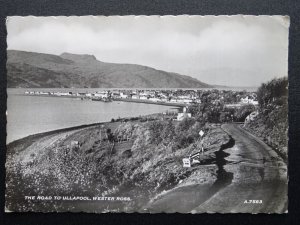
[5,15,289,213]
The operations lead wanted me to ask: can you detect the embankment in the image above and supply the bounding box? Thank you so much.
[243,106,288,162]
[143,132,234,213]
[6,120,232,213]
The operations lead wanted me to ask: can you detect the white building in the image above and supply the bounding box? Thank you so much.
[177,112,192,121]
[94,93,108,98]
[183,99,193,104]
[140,96,148,100]
[240,96,258,105]
[149,97,162,102]
[120,92,128,99]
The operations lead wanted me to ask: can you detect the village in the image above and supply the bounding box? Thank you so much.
[24,88,258,106]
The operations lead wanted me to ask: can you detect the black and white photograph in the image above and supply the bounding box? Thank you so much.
[5,15,289,213]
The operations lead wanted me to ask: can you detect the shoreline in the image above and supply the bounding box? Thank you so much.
[7,121,106,148]
[7,108,178,146]
[8,94,182,145]
[19,93,187,107]
[113,98,186,107]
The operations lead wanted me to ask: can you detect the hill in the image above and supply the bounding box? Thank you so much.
[7,50,212,88]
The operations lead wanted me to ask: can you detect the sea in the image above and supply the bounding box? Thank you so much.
[6,89,177,144]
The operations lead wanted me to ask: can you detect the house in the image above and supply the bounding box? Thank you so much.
[132,95,139,99]
[149,97,161,102]
[120,92,128,99]
[140,96,148,100]
[112,92,120,98]
[177,112,192,121]
[94,93,108,98]
[240,96,258,105]
[183,99,193,104]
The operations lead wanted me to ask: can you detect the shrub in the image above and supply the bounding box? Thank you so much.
[234,104,256,122]
[257,77,288,107]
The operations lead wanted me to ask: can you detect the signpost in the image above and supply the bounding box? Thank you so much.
[199,130,204,154]
[182,158,191,168]
[183,130,205,167]
[199,130,204,137]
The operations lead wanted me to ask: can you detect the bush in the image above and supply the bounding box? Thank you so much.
[257,77,288,107]
[161,120,176,142]
[148,121,164,145]
[175,118,196,134]
[234,104,256,122]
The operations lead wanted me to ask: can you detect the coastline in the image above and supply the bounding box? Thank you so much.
[19,93,186,107]
[7,121,105,147]
[7,105,178,146]
[113,98,186,107]
[8,93,180,144]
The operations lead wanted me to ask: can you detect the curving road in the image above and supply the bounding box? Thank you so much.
[146,124,287,213]
[192,124,287,213]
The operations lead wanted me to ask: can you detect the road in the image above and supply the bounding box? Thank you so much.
[146,124,287,213]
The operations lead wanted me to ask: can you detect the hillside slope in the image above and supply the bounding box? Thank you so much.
[7,50,211,88]
[243,77,288,160]
[6,119,229,212]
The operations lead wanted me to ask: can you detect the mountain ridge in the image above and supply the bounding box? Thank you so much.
[7,50,212,88]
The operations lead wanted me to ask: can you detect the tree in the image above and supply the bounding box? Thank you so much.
[175,118,196,134]
[161,120,176,142]
[257,77,288,107]
[219,112,228,123]
[234,104,256,122]
[148,121,164,145]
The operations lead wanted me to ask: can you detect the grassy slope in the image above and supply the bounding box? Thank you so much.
[6,119,229,212]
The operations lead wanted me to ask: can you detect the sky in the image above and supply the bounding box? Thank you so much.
[6,15,289,87]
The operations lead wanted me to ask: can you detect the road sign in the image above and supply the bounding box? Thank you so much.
[199,130,204,137]
[182,158,191,168]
